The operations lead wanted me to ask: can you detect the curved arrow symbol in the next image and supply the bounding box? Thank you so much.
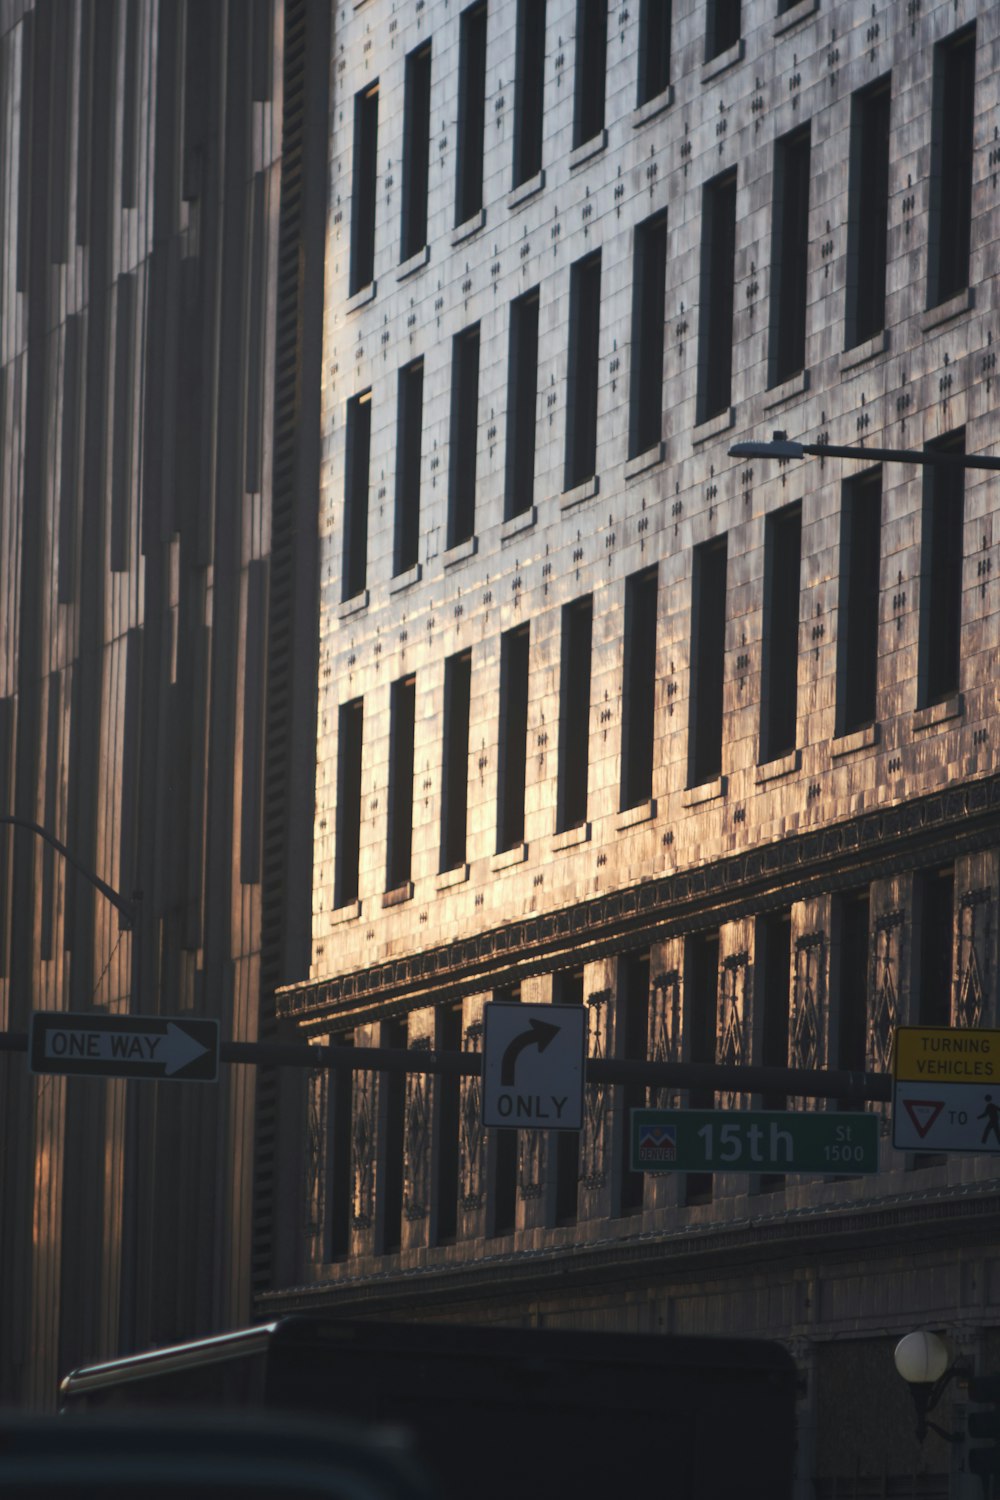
[500,1018,561,1086]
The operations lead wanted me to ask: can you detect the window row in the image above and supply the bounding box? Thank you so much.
[321,867,959,1258]
[336,451,968,905]
[350,0,671,292]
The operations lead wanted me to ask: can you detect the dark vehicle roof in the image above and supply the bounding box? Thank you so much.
[0,1407,435,1498]
[61,1314,796,1398]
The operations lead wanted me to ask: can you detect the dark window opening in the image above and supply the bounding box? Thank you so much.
[845,77,890,349]
[498,625,530,852]
[377,1017,408,1254]
[760,503,801,763]
[504,290,539,519]
[350,82,379,295]
[835,890,870,1111]
[928,25,975,308]
[769,125,810,387]
[441,651,472,872]
[401,44,431,262]
[335,700,364,908]
[76,0,94,246]
[757,911,791,1191]
[706,0,740,61]
[513,0,545,186]
[553,969,584,1225]
[342,391,371,601]
[448,325,480,547]
[240,565,266,885]
[250,0,273,101]
[837,469,882,735]
[557,596,593,832]
[920,431,965,707]
[119,630,144,901]
[455,3,487,226]
[684,932,719,1205]
[688,536,728,786]
[326,1033,355,1261]
[621,567,658,810]
[432,1003,463,1244]
[490,983,521,1236]
[394,360,424,575]
[387,677,416,890]
[564,252,601,489]
[40,674,62,961]
[638,0,671,105]
[110,273,136,572]
[697,172,737,423]
[573,0,606,148]
[57,316,82,603]
[616,953,649,1217]
[120,0,139,208]
[48,16,72,261]
[629,211,667,459]
[916,868,955,1029]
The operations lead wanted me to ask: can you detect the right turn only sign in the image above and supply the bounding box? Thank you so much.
[893,1025,1000,1153]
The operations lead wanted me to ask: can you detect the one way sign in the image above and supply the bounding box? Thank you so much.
[482,1002,586,1130]
[29,1011,219,1083]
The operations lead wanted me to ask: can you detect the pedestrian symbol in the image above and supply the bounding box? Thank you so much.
[979,1094,1000,1146]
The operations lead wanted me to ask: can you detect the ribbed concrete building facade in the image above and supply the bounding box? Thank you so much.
[0,0,327,1405]
[268,1,1000,1493]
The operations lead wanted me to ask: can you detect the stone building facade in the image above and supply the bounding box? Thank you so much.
[267,0,1000,1494]
[0,0,328,1404]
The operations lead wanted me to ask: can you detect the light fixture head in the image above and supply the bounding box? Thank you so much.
[894,1330,951,1386]
[728,434,806,460]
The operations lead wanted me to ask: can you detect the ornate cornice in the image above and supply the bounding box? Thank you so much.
[256,1182,1000,1320]
[278,773,1000,1031]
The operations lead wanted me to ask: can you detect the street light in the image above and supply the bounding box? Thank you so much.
[729,430,1000,470]
[893,1330,968,1445]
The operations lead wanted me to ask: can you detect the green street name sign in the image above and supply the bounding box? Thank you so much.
[630,1109,879,1175]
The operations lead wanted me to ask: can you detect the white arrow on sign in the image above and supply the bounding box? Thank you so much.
[44,1022,211,1077]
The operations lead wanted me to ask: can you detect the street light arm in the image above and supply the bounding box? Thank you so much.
[729,432,1000,470]
[0,815,138,926]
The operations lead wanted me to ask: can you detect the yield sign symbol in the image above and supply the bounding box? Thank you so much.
[903,1099,945,1138]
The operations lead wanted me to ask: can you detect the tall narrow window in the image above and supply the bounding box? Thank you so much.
[432,1003,463,1243]
[638,0,671,106]
[40,674,62,960]
[629,211,667,459]
[513,0,545,187]
[835,890,870,1109]
[498,625,530,852]
[915,868,954,1028]
[845,77,890,350]
[455,2,487,227]
[706,0,740,61]
[504,289,539,519]
[400,44,431,262]
[573,0,606,148]
[564,252,601,490]
[621,567,658,810]
[489,983,520,1236]
[394,360,423,575]
[557,596,593,832]
[684,932,719,1205]
[335,700,364,908]
[57,315,82,603]
[928,25,975,309]
[697,172,737,424]
[552,969,583,1224]
[769,126,810,387]
[688,537,728,787]
[377,1017,407,1254]
[110,273,136,572]
[616,953,649,1217]
[387,677,416,890]
[837,470,882,735]
[920,433,965,707]
[342,391,371,601]
[448,325,480,548]
[757,912,791,1111]
[441,651,472,872]
[760,503,801,763]
[350,82,379,294]
[326,1032,355,1260]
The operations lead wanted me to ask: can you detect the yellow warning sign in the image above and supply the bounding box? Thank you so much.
[894,1026,1000,1084]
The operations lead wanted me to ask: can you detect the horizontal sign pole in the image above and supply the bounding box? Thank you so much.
[2,1031,892,1102]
